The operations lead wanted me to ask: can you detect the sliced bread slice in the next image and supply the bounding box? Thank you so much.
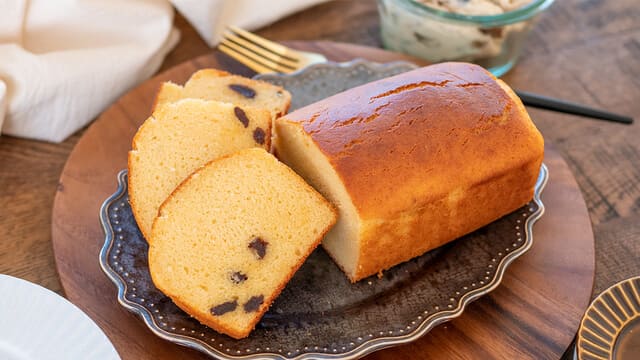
[148,148,337,339]
[153,69,291,118]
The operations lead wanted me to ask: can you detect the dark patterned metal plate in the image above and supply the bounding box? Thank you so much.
[99,60,548,359]
[99,165,546,359]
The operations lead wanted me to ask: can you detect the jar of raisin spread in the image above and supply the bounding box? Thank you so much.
[378,0,555,76]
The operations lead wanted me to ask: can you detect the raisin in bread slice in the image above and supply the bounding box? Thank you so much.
[128,99,271,241]
[148,148,337,339]
[153,69,291,118]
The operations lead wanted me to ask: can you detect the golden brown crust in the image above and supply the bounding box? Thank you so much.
[347,71,545,281]
[283,62,541,218]
[279,62,544,282]
[352,158,542,281]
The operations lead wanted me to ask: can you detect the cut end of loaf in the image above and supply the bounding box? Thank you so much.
[275,119,362,281]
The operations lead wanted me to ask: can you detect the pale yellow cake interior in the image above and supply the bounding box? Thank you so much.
[148,148,336,338]
[275,119,361,278]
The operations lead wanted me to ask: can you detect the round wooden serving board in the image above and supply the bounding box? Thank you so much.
[52,41,595,359]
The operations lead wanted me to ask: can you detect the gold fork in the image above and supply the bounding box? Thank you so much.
[219,26,327,74]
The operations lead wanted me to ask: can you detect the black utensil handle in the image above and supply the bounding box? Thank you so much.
[515,90,634,125]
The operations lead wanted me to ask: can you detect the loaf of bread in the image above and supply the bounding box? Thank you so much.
[275,62,544,282]
[128,99,271,241]
[148,148,337,339]
[153,69,291,118]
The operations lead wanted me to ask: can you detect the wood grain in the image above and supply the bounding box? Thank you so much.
[51,42,594,360]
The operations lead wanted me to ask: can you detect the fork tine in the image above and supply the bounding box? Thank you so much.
[220,39,295,73]
[227,25,295,59]
[223,32,300,69]
[218,44,275,74]
[219,39,294,74]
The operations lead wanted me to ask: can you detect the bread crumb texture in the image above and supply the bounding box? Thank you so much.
[148,148,337,339]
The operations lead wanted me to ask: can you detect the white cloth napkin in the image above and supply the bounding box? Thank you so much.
[0,0,327,143]
[173,0,327,46]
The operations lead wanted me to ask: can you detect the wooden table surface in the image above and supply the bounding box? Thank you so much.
[1,0,639,358]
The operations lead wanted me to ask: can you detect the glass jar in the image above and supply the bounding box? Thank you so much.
[378,0,555,76]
